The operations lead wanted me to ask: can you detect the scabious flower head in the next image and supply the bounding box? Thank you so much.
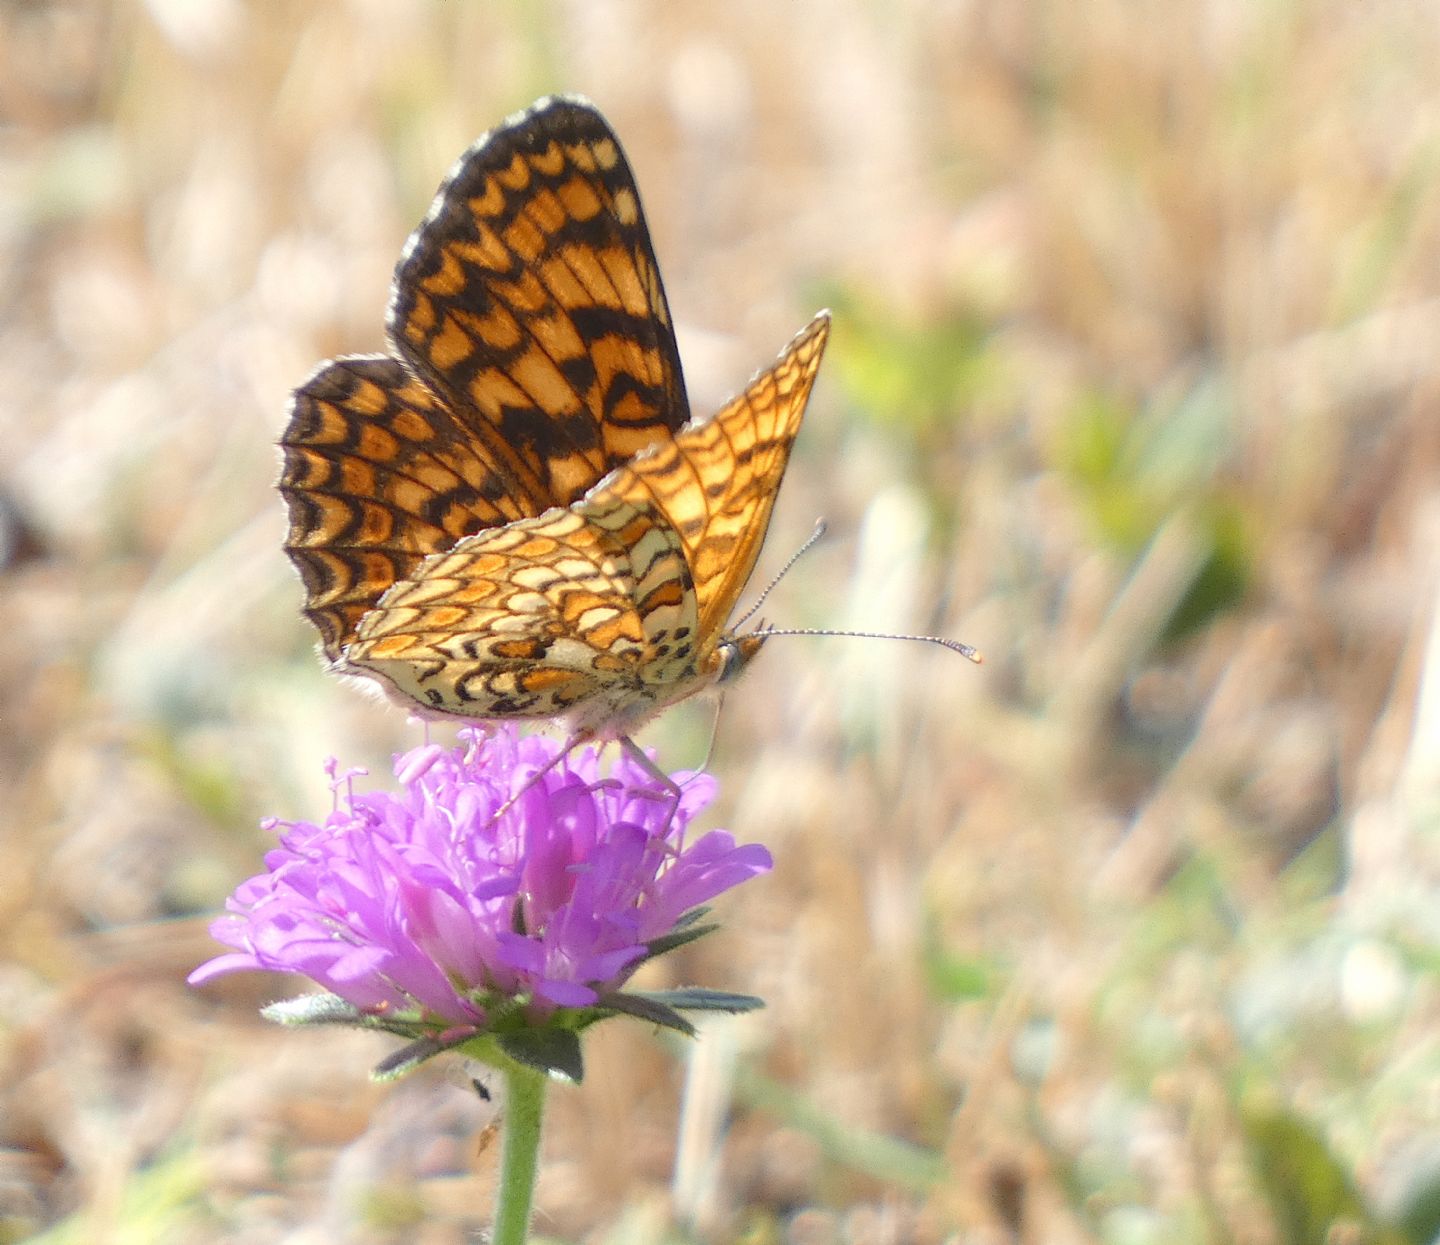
[190,726,771,1041]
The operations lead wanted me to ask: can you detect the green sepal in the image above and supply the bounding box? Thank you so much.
[640,922,719,961]
[261,992,430,1040]
[373,1037,449,1080]
[639,987,765,1014]
[498,1027,585,1083]
[594,991,696,1036]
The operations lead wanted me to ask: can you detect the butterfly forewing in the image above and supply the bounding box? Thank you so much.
[281,96,688,658]
[591,312,831,644]
[390,97,690,496]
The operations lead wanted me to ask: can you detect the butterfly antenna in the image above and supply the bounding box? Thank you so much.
[731,518,829,631]
[749,626,984,663]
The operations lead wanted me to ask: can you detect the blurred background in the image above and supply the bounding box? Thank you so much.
[6,1,1440,1241]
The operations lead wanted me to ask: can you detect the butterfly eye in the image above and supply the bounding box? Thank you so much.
[714,634,767,685]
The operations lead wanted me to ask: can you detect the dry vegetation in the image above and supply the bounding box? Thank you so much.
[6,1,1440,1242]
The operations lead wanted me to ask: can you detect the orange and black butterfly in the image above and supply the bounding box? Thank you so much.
[279,95,829,739]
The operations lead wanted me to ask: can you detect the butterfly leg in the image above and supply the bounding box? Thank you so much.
[481,730,589,826]
[617,734,685,831]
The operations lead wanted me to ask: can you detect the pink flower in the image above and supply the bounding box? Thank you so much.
[190,727,770,1036]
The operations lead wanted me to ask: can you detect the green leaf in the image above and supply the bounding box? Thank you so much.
[499,1027,585,1083]
[921,938,994,1002]
[1241,1100,1388,1245]
[1396,1163,1440,1245]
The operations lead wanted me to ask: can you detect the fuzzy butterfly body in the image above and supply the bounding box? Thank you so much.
[280,95,828,737]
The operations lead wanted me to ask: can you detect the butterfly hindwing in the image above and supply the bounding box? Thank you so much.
[345,502,691,726]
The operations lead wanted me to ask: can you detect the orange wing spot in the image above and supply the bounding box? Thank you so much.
[583,613,644,652]
[592,138,619,170]
[524,186,567,234]
[548,451,598,499]
[531,141,566,178]
[422,250,469,298]
[556,175,603,222]
[559,246,623,308]
[471,304,524,352]
[535,256,590,306]
[566,142,598,174]
[468,179,509,220]
[598,247,647,313]
[467,366,538,416]
[350,377,390,416]
[356,423,400,463]
[502,214,547,263]
[360,506,400,544]
[448,577,502,604]
[497,151,533,192]
[495,270,552,315]
[360,550,399,582]
[520,667,587,693]
[637,580,686,614]
[429,318,477,370]
[509,349,582,414]
[420,605,471,629]
[511,534,563,560]
[491,638,545,660]
[339,457,379,498]
[387,408,436,441]
[300,409,346,447]
[527,309,587,360]
[366,633,424,659]
[472,224,513,273]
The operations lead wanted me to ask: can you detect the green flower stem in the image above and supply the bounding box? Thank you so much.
[493,1061,547,1245]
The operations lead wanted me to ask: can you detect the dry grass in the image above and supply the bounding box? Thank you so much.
[6,1,1440,1242]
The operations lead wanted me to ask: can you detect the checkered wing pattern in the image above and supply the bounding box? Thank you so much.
[280,95,830,735]
[280,97,688,661]
[343,314,830,733]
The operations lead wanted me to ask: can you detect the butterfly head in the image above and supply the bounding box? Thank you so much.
[712,632,767,686]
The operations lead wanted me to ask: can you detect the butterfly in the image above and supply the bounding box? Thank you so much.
[279,95,830,743]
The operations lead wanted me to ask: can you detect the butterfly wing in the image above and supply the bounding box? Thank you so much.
[341,313,829,728]
[280,96,689,659]
[389,95,690,492]
[587,311,831,647]
[280,356,542,659]
[343,501,689,725]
